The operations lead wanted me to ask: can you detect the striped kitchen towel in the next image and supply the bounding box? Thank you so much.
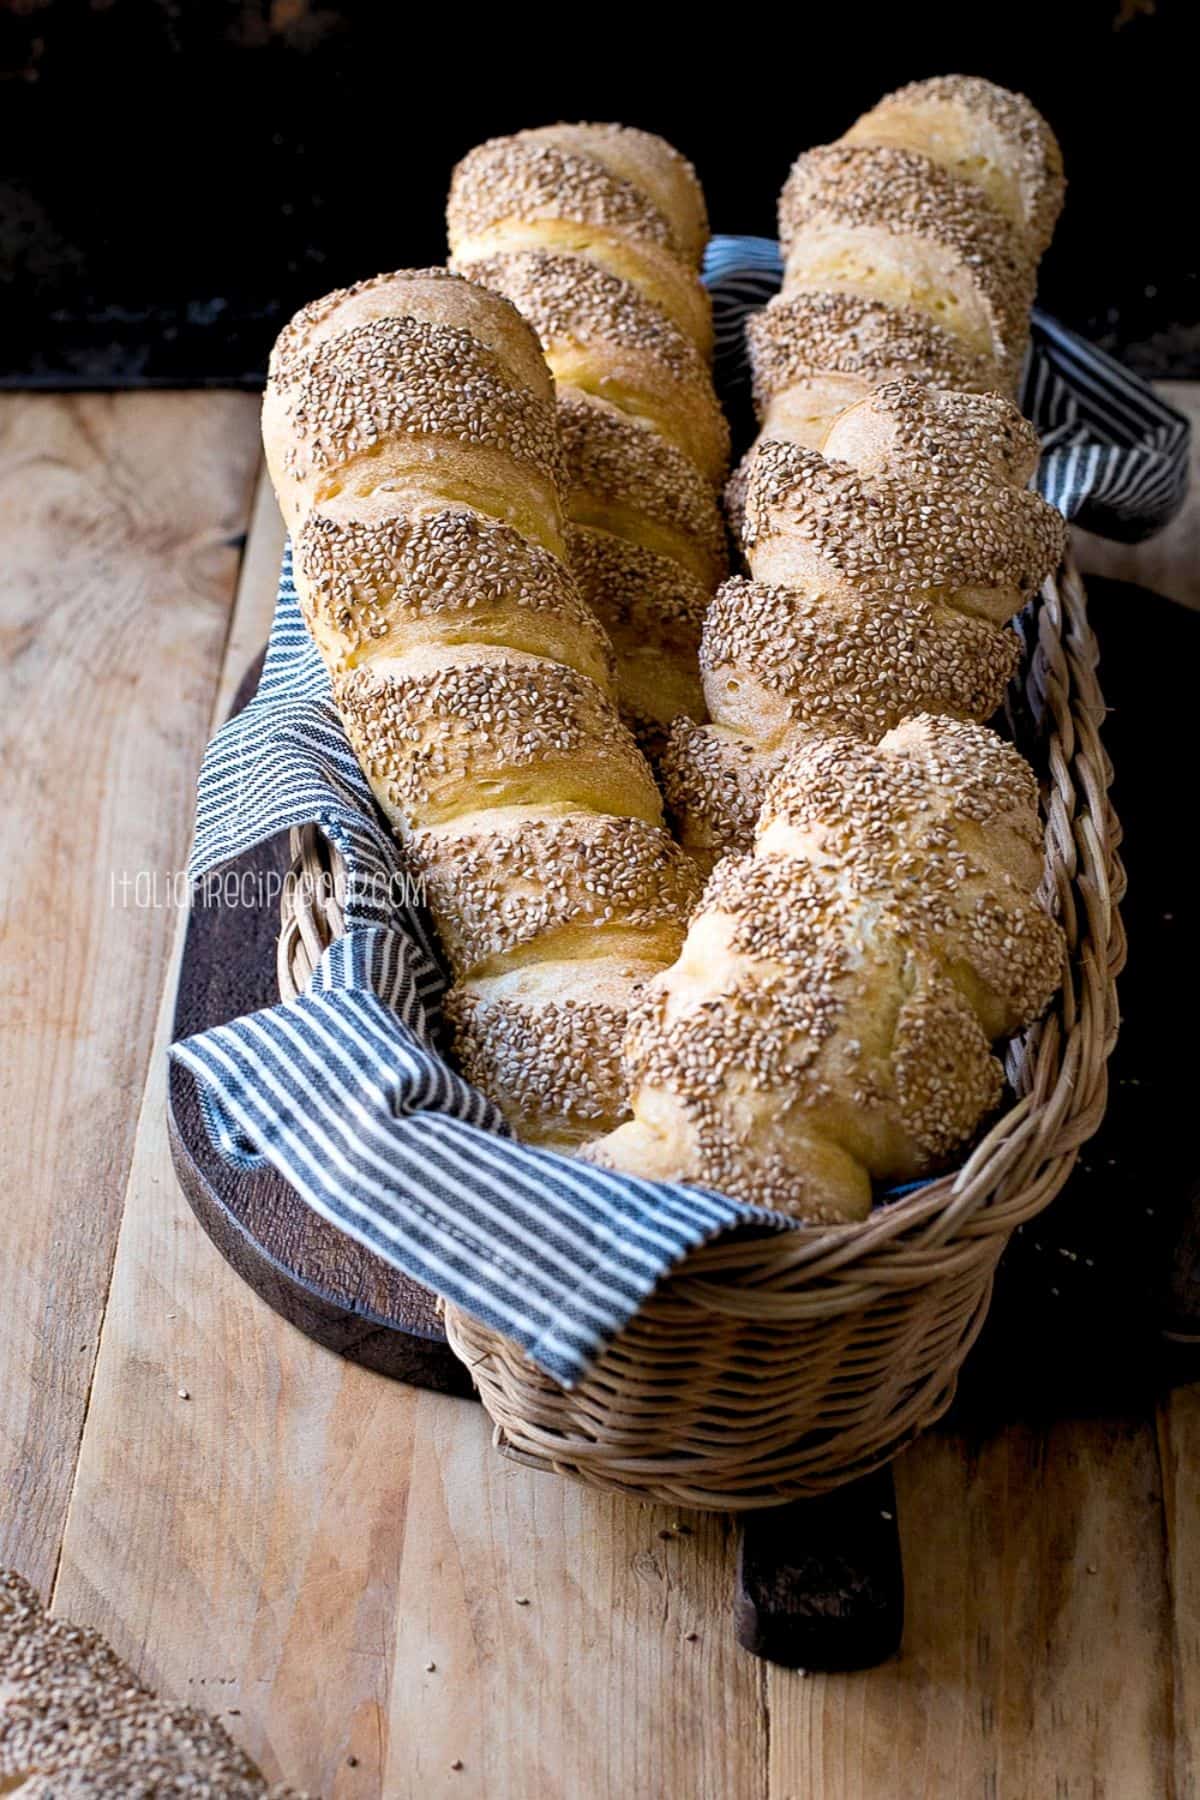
[170,238,1189,1388]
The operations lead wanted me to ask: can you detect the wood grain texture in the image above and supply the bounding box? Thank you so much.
[1074,381,1200,610]
[1158,1384,1200,1800]
[0,392,259,1595]
[767,1419,1174,1799]
[384,1394,768,1800]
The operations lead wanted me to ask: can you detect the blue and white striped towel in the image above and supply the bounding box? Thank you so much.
[170,236,1190,1387]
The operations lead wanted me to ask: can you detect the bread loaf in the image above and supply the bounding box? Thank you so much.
[448,124,729,762]
[262,269,700,1149]
[588,82,1067,1219]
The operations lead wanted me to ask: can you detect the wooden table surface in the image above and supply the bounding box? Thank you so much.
[3,388,1199,1800]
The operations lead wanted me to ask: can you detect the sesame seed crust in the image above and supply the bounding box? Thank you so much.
[860,75,1065,256]
[448,134,682,261]
[270,314,563,488]
[409,814,699,979]
[659,719,786,866]
[778,143,1035,364]
[561,526,708,761]
[689,381,1061,865]
[445,986,637,1142]
[266,266,699,1147]
[890,974,1004,1159]
[294,505,615,688]
[574,88,1068,1210]
[458,249,730,483]
[593,713,1060,1217]
[463,249,701,379]
[744,382,1066,605]
[557,390,728,578]
[758,717,1064,1035]
[0,1569,308,1797]
[521,123,710,265]
[565,525,710,643]
[336,648,663,831]
[747,288,1003,419]
[271,266,455,382]
[702,573,1021,738]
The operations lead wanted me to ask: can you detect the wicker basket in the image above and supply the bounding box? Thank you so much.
[281,558,1124,1512]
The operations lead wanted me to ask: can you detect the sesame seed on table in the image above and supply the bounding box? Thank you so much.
[3,385,1200,1797]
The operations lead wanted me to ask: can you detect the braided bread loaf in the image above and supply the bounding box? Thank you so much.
[262,269,700,1149]
[590,714,1064,1221]
[731,76,1063,522]
[447,125,729,762]
[593,80,1070,1219]
[664,379,1067,867]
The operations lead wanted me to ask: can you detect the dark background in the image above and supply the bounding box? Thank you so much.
[2,0,1198,386]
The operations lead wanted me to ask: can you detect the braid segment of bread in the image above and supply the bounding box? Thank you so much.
[588,715,1064,1221]
[448,124,729,763]
[263,270,700,1149]
[664,380,1067,869]
[729,77,1062,523]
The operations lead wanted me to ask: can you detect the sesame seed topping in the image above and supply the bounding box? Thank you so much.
[295,505,615,690]
[747,288,1004,420]
[408,813,699,981]
[337,648,663,832]
[0,1570,307,1796]
[850,75,1065,256]
[449,131,686,261]
[779,143,1036,371]
[743,382,1065,600]
[271,312,563,490]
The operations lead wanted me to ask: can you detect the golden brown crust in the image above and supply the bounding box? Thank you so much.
[779,143,1035,374]
[265,268,699,1147]
[448,125,706,268]
[565,525,708,755]
[845,74,1065,257]
[267,267,554,403]
[408,813,699,980]
[458,249,729,484]
[758,718,1063,1036]
[295,505,616,693]
[700,574,1021,743]
[532,123,709,266]
[660,718,787,870]
[588,89,1065,1214]
[446,964,661,1147]
[744,392,1065,619]
[747,287,1005,420]
[557,390,728,583]
[699,381,1063,867]
[446,122,725,823]
[336,645,663,833]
